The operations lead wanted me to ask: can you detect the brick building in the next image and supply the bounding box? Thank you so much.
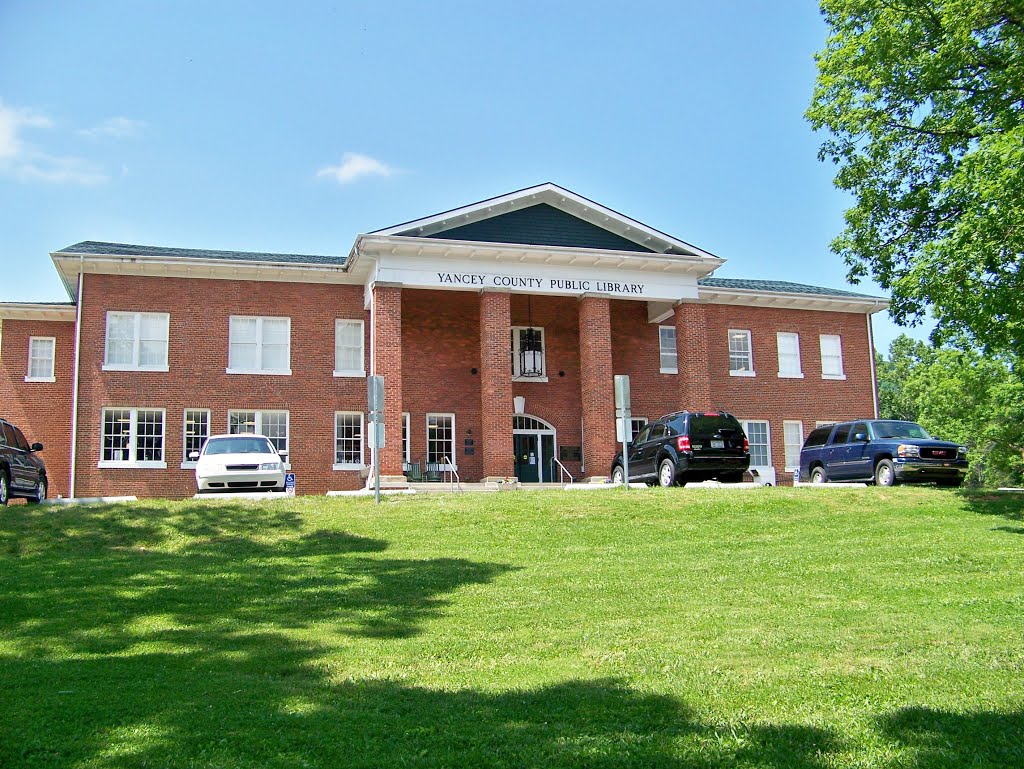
[0,183,887,498]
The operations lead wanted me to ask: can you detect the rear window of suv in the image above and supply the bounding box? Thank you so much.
[689,414,743,440]
[803,426,833,448]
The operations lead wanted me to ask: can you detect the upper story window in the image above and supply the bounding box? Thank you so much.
[228,316,291,375]
[511,327,546,380]
[776,332,803,378]
[659,326,678,374]
[26,336,56,382]
[99,407,166,468]
[104,312,169,371]
[334,319,366,377]
[728,329,754,376]
[820,334,846,379]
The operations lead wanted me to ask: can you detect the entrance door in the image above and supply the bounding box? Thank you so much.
[514,434,540,482]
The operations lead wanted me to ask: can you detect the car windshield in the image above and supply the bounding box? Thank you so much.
[870,421,932,440]
[204,437,276,455]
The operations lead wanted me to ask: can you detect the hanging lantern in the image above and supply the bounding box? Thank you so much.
[517,296,544,377]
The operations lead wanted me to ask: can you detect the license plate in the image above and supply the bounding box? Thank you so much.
[711,440,724,449]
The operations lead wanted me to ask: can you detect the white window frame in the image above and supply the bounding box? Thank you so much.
[740,419,772,469]
[783,420,804,472]
[333,411,365,470]
[776,332,803,379]
[659,326,678,374]
[98,407,167,469]
[181,408,211,468]
[227,409,290,463]
[25,336,56,382]
[630,417,649,442]
[334,319,366,377]
[728,329,755,376]
[402,412,411,466]
[103,311,170,372]
[426,412,456,469]
[820,334,846,380]
[511,326,547,381]
[227,316,292,375]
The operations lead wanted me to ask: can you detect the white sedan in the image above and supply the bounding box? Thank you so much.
[191,434,287,493]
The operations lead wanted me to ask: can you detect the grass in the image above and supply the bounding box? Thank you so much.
[0,487,1022,768]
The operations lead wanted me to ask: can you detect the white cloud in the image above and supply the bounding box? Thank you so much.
[78,116,147,139]
[317,152,397,184]
[0,101,108,185]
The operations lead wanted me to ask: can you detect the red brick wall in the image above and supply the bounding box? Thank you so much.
[0,319,75,498]
[479,291,513,479]
[372,286,404,477]
[74,274,370,498]
[579,296,615,479]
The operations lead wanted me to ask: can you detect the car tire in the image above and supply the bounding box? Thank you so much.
[658,459,677,488]
[611,465,625,484]
[0,471,8,506]
[810,466,827,484]
[27,477,46,505]
[875,459,896,487]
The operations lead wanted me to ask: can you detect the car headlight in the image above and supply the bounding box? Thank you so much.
[897,444,920,458]
[958,446,968,458]
[260,461,281,471]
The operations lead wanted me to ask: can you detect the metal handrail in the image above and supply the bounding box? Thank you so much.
[441,456,462,492]
[552,457,574,485]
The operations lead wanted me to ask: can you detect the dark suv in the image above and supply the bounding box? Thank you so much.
[799,419,968,487]
[611,410,750,487]
[0,418,48,505]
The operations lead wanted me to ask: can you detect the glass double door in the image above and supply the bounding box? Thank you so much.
[513,433,555,483]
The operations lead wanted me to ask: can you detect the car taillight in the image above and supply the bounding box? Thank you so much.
[743,437,749,452]
[676,435,691,452]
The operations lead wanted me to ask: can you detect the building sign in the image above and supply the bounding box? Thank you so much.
[436,272,647,296]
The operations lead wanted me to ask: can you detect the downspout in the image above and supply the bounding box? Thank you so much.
[69,262,84,498]
[366,248,376,488]
[867,311,879,419]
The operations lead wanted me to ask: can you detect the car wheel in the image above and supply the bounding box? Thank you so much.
[611,465,625,484]
[875,459,896,487]
[0,471,8,506]
[28,477,47,505]
[810,466,827,484]
[658,459,677,488]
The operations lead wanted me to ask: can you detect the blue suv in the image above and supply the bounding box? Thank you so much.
[799,419,968,487]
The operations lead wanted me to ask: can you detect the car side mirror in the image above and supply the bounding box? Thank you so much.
[278,450,288,459]
[30,442,43,452]
[188,451,200,461]
[854,433,868,442]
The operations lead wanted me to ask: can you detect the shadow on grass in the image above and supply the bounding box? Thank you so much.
[955,490,1024,533]
[877,706,1024,768]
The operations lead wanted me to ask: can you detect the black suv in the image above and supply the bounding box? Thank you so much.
[0,418,48,505]
[611,410,750,487]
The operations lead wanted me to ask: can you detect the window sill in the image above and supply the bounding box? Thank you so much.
[24,376,56,383]
[333,463,367,471]
[777,372,804,379]
[512,376,548,383]
[181,461,197,470]
[226,368,292,376]
[102,365,169,373]
[333,370,366,378]
[660,368,678,375]
[98,461,167,470]
[822,374,847,380]
[729,370,756,377]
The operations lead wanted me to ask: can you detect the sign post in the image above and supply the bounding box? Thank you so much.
[368,376,385,505]
[614,375,632,488]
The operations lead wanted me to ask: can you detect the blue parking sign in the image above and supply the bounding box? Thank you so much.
[285,473,296,496]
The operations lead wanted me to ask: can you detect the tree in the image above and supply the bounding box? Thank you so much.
[807,1,1024,356]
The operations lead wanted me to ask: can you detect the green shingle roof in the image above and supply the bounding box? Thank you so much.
[698,277,880,300]
[55,241,347,267]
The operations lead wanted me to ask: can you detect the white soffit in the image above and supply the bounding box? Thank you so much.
[0,302,77,321]
[698,286,890,314]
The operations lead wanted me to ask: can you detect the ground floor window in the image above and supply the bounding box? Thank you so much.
[426,413,455,465]
[741,420,771,467]
[229,409,289,455]
[100,407,165,467]
[402,412,411,465]
[783,420,803,471]
[183,409,210,463]
[630,417,648,442]
[334,412,364,468]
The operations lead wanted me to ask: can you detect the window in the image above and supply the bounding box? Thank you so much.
[741,420,771,467]
[511,327,546,380]
[103,312,169,371]
[783,421,804,471]
[820,334,845,379]
[228,316,291,375]
[659,326,678,374]
[100,407,165,467]
[26,336,55,381]
[728,329,754,376]
[426,413,455,465]
[182,409,210,465]
[334,412,365,468]
[228,409,289,455]
[630,417,648,442]
[334,320,365,377]
[776,332,803,378]
[402,412,411,465]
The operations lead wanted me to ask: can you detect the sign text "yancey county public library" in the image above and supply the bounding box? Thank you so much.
[436,272,646,295]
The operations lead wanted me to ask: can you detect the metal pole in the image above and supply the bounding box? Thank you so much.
[374,424,380,505]
[621,420,629,490]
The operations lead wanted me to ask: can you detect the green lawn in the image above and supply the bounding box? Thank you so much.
[1,487,1022,768]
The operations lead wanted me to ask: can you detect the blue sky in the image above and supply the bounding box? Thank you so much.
[0,0,928,352]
